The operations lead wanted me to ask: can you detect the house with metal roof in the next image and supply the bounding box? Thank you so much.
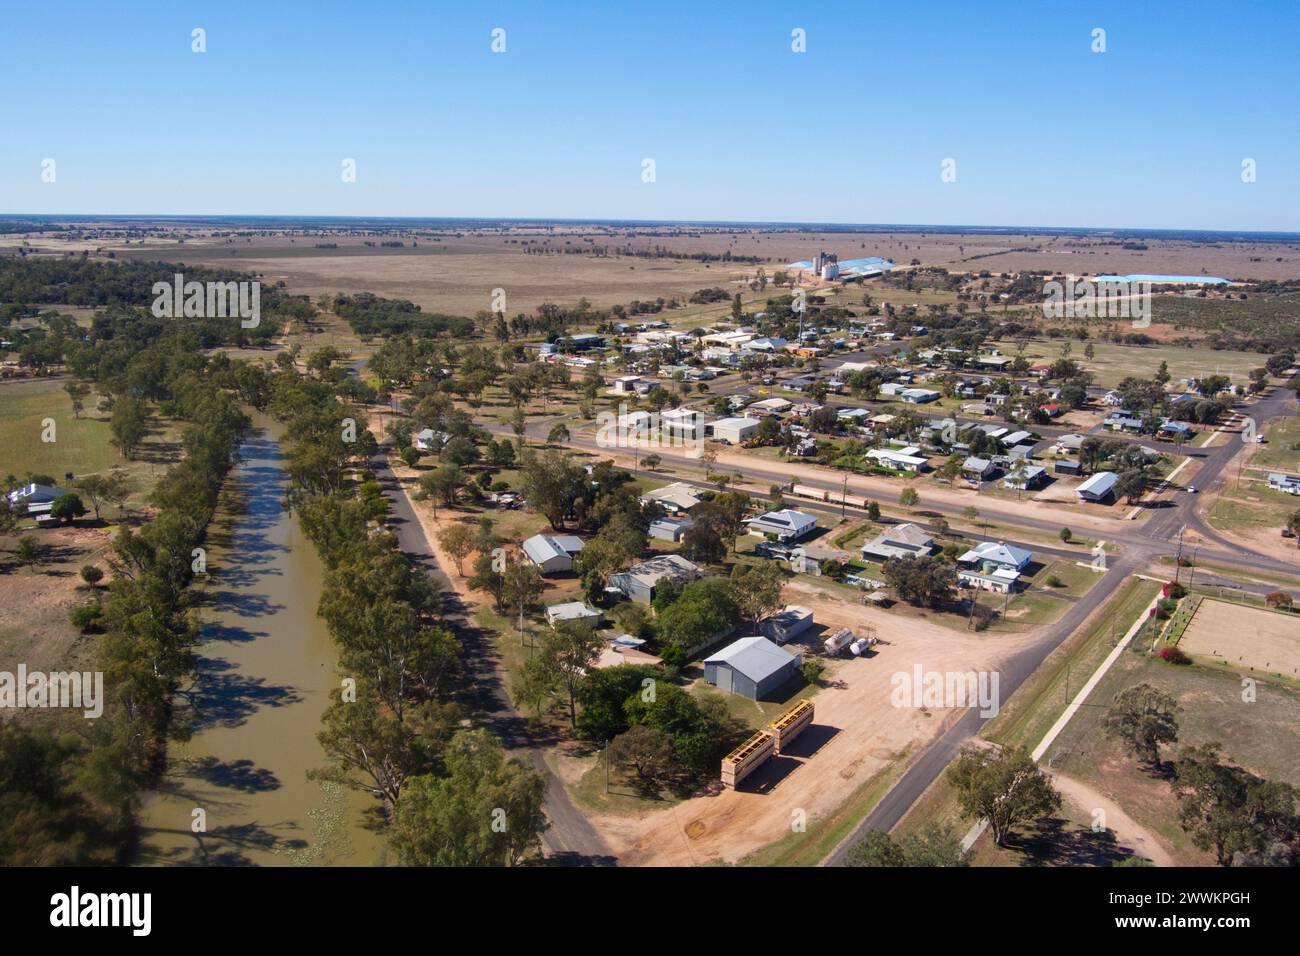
[5,483,62,515]
[703,636,803,700]
[861,522,936,562]
[758,605,814,644]
[1268,472,1300,494]
[958,540,1033,573]
[608,554,702,603]
[522,534,586,574]
[545,602,605,627]
[962,457,996,480]
[866,448,929,472]
[1003,464,1048,490]
[640,481,705,515]
[958,566,1022,594]
[649,515,693,542]
[744,508,818,542]
[1076,471,1119,502]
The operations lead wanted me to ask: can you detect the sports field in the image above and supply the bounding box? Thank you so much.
[1179,598,1300,677]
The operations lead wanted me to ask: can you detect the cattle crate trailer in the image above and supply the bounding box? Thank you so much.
[791,483,829,502]
[720,730,775,789]
[767,699,814,755]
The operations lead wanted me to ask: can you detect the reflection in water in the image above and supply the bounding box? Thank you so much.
[136,423,385,866]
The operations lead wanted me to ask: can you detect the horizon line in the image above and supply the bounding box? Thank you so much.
[3,212,1300,240]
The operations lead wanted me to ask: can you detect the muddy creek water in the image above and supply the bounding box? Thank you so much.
[137,420,385,865]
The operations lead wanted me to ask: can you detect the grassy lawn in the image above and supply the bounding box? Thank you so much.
[982,555,1108,634]
[1206,480,1300,535]
[985,577,1164,751]
[1252,414,1300,472]
[565,749,690,817]
[0,377,185,506]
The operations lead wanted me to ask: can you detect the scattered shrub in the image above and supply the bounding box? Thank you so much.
[1158,646,1191,665]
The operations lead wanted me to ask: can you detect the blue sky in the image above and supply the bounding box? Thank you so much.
[2,0,1298,230]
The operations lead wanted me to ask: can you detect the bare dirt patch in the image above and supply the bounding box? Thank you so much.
[588,596,1040,865]
[1179,598,1300,677]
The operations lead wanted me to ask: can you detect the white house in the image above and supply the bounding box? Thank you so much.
[866,447,928,472]
[744,508,818,542]
[640,481,705,515]
[521,534,586,574]
[5,483,61,515]
[861,523,935,562]
[413,428,449,451]
[958,566,1022,594]
[958,541,1033,573]
[750,397,793,415]
[545,602,605,627]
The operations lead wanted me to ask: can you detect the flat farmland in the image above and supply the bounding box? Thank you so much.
[111,237,748,316]
[990,336,1273,389]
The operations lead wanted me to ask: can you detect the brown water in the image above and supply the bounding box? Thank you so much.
[137,420,386,866]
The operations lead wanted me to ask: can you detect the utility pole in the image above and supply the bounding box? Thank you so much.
[841,474,848,520]
[1173,524,1186,584]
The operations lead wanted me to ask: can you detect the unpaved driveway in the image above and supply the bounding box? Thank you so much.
[591,602,1041,866]
[1049,772,1176,867]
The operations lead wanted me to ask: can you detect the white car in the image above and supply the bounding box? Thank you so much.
[1186,486,1198,494]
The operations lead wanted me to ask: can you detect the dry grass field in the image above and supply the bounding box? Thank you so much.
[17,222,1300,322]
[1179,598,1300,678]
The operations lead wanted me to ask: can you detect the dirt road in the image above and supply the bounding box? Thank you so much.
[1050,772,1176,867]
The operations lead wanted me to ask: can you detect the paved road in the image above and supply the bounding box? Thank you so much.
[822,555,1137,865]
[369,445,615,865]
[820,387,1297,863]
[500,386,1300,581]
[349,357,616,867]
[499,383,1297,864]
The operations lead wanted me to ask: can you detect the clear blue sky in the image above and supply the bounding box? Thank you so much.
[3,0,1298,230]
